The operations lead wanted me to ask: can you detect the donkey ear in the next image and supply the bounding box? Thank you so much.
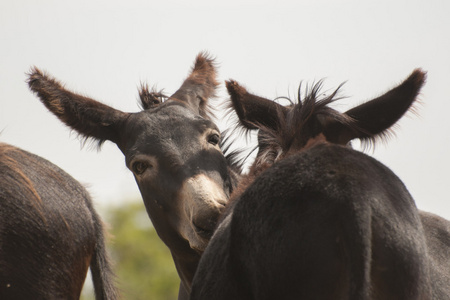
[225,80,288,130]
[28,67,129,147]
[325,69,426,145]
[169,52,219,119]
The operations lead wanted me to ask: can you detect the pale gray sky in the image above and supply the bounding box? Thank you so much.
[1,0,449,220]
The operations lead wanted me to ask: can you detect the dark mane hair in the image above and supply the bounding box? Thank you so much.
[228,81,358,168]
[220,128,247,174]
[138,83,168,110]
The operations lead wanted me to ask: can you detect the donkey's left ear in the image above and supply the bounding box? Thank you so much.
[169,52,219,119]
[225,80,289,131]
[325,69,426,144]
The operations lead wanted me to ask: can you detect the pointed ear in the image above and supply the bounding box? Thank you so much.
[169,52,219,119]
[225,80,288,131]
[324,69,426,145]
[28,67,129,146]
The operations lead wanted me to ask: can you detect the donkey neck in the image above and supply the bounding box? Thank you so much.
[172,251,201,293]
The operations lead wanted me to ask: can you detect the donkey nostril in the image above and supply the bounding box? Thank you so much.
[193,222,213,239]
[192,208,222,239]
[217,199,227,208]
[193,217,219,240]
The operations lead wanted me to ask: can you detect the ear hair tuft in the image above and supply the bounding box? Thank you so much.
[138,82,168,110]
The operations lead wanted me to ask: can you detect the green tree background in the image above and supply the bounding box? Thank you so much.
[81,201,179,300]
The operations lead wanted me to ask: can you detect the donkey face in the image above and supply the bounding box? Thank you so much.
[28,54,230,265]
[120,103,229,252]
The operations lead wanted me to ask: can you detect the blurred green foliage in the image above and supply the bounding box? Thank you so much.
[81,202,179,300]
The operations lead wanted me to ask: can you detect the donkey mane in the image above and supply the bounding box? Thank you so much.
[220,129,246,174]
[258,82,351,162]
[227,81,344,164]
[138,83,168,110]
[228,79,415,169]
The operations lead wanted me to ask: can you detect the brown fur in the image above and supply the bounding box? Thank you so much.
[191,69,437,300]
[0,143,118,299]
[0,144,43,205]
[138,83,167,110]
[28,53,239,299]
[169,52,219,119]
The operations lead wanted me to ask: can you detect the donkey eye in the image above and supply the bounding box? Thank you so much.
[207,133,220,146]
[132,161,149,175]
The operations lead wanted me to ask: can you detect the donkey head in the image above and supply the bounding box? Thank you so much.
[28,53,232,287]
[226,69,426,179]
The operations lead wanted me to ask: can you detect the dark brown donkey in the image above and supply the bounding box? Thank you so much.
[0,143,118,300]
[191,70,450,299]
[27,53,240,299]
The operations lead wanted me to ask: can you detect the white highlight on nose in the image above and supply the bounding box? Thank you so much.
[184,174,228,208]
[178,173,228,252]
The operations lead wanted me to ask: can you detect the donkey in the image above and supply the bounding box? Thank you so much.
[191,69,450,299]
[0,143,118,300]
[27,53,240,299]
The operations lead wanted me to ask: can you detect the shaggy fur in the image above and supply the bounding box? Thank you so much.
[0,143,118,300]
[191,69,450,300]
[28,53,239,300]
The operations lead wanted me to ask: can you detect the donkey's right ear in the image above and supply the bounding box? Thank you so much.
[28,67,129,146]
[225,80,288,131]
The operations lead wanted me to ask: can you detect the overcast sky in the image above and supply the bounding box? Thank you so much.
[1,0,449,220]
